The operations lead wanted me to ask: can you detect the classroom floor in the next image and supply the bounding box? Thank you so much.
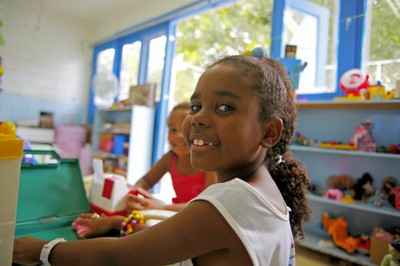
[296,246,334,266]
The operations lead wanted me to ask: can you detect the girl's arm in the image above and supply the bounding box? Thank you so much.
[14,200,242,266]
[133,151,173,190]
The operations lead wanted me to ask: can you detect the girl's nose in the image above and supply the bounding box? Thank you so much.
[191,113,208,128]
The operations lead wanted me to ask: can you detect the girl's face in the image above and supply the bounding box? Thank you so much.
[182,64,268,180]
[168,109,190,157]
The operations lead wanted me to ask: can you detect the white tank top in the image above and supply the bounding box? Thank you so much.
[176,178,295,266]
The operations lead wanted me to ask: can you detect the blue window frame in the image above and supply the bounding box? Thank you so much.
[271,0,367,100]
[88,0,369,166]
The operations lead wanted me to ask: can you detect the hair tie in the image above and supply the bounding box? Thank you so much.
[275,155,285,165]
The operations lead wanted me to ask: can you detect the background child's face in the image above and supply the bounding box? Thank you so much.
[168,109,190,156]
[183,64,267,176]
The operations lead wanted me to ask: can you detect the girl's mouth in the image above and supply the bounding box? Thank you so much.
[193,138,214,146]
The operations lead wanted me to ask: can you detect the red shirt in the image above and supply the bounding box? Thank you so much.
[170,155,205,204]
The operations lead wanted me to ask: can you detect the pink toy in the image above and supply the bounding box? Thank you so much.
[72,223,91,235]
[325,189,344,201]
[349,120,377,152]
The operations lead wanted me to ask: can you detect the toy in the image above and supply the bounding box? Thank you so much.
[366,81,395,100]
[328,175,354,191]
[380,239,400,266]
[356,234,371,254]
[339,69,370,98]
[352,173,374,202]
[89,158,138,216]
[349,120,377,152]
[325,189,344,201]
[388,187,400,211]
[321,213,358,253]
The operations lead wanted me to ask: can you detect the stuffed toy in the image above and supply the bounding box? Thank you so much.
[352,173,374,202]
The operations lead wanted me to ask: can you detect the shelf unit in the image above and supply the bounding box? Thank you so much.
[92,105,155,185]
[291,100,400,266]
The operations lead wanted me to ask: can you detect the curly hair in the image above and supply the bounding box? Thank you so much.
[209,55,311,239]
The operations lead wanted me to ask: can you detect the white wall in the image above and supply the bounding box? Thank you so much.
[0,0,198,125]
[0,0,92,125]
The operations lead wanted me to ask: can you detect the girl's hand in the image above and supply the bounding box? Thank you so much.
[125,189,165,212]
[72,213,121,239]
[13,236,47,265]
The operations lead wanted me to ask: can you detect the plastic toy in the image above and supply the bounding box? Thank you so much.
[339,69,369,98]
[380,239,400,266]
[349,120,377,152]
[366,81,394,100]
[89,158,138,216]
[322,213,358,253]
[356,234,371,254]
[319,142,356,150]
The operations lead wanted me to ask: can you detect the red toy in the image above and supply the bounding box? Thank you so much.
[339,69,370,97]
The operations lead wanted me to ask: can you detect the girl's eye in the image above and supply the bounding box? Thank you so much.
[169,127,177,133]
[190,104,201,113]
[217,104,234,112]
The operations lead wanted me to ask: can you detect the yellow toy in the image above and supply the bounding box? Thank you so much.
[381,239,400,266]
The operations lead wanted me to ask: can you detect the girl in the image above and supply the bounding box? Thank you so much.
[73,102,217,239]
[125,101,217,212]
[13,55,310,265]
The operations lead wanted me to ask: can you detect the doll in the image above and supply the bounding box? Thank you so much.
[352,173,374,202]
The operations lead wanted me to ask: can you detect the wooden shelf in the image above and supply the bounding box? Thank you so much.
[295,100,400,109]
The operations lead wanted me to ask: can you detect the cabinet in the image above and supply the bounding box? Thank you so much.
[291,100,400,266]
[92,105,155,185]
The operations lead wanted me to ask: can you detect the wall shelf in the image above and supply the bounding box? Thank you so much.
[290,145,400,159]
[296,100,400,109]
[291,101,400,265]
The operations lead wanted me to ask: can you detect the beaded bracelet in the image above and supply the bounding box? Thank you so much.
[120,210,145,237]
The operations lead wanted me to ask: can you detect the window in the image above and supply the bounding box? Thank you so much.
[363,0,400,90]
[119,41,141,101]
[282,0,337,95]
[148,35,166,102]
[172,0,273,104]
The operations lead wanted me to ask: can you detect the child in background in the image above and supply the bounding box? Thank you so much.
[125,101,217,212]
[72,102,216,239]
[14,55,311,265]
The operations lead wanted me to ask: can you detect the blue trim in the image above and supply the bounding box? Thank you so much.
[271,0,286,59]
[335,0,366,98]
[152,22,177,165]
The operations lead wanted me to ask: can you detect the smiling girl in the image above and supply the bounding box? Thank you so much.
[14,55,310,266]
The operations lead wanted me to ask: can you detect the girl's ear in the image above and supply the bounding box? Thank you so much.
[261,118,283,148]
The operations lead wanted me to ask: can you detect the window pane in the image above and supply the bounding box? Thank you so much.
[97,48,115,74]
[363,0,400,90]
[284,0,337,94]
[172,0,273,104]
[120,41,141,100]
[148,35,166,102]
